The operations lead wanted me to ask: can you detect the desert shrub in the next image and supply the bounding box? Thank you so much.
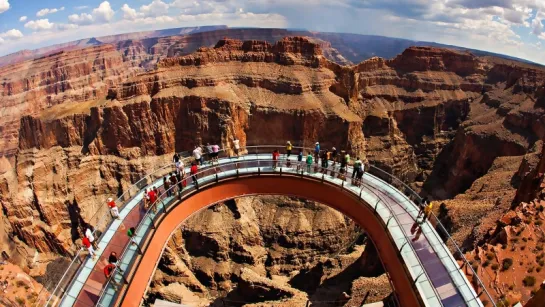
[538,259,544,267]
[14,297,25,306]
[536,244,544,251]
[502,244,507,249]
[523,275,536,287]
[537,267,542,273]
[535,220,543,226]
[483,260,490,267]
[15,280,25,287]
[502,258,513,271]
[491,263,499,270]
[528,266,535,273]
[486,252,495,260]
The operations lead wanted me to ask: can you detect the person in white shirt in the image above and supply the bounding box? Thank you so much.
[193,146,203,165]
[84,225,100,251]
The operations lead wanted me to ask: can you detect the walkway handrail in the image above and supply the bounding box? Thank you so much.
[95,157,414,306]
[39,144,496,307]
[38,148,229,306]
[366,165,498,307]
[93,154,471,307]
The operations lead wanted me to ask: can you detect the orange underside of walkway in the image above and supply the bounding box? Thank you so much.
[120,176,422,307]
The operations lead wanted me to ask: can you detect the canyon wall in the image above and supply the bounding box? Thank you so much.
[1,33,545,305]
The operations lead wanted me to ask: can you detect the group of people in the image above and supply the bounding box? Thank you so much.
[282,141,368,186]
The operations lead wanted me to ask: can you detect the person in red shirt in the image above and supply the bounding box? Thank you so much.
[148,188,158,213]
[82,236,96,260]
[190,162,198,185]
[103,263,122,290]
[272,149,280,170]
[107,197,120,219]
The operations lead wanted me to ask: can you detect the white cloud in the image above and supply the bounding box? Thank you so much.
[0,0,9,14]
[19,16,27,22]
[75,6,89,10]
[0,29,23,41]
[140,0,169,17]
[533,13,544,35]
[69,2,115,25]
[37,7,65,17]
[93,1,115,22]
[24,19,55,31]
[120,4,142,20]
[69,13,94,25]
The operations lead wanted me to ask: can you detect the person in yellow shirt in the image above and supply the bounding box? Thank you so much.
[417,197,433,223]
[286,141,293,157]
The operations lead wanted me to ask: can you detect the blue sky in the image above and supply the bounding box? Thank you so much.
[0,0,545,64]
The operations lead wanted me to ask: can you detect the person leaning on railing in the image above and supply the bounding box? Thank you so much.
[107,198,120,219]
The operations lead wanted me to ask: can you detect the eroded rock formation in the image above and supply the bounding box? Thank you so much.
[1,34,545,305]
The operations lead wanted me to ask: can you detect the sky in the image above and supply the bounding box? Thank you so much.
[0,0,545,64]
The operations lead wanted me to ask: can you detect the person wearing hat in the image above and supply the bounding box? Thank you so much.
[107,197,120,219]
[286,141,292,157]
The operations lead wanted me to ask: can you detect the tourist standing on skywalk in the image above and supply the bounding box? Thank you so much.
[232,138,240,157]
[212,144,220,164]
[193,146,203,165]
[103,263,122,290]
[108,251,124,273]
[82,236,96,260]
[306,152,313,173]
[314,142,320,164]
[331,147,337,166]
[173,152,181,169]
[352,157,362,179]
[286,141,292,157]
[107,198,120,219]
[297,151,303,171]
[164,177,172,197]
[84,225,100,251]
[190,162,198,185]
[272,149,280,169]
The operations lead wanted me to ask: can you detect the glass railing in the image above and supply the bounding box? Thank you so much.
[36,150,214,306]
[39,145,497,307]
[91,151,484,307]
[365,165,499,307]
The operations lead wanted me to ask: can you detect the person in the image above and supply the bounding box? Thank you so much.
[108,251,124,272]
[175,171,183,193]
[272,149,280,170]
[205,143,213,163]
[212,144,220,163]
[164,177,172,197]
[84,225,100,251]
[418,197,429,217]
[314,142,320,164]
[339,150,347,172]
[419,199,434,223]
[286,158,291,168]
[127,227,137,246]
[193,146,203,165]
[286,141,293,157]
[297,151,303,172]
[176,158,185,173]
[344,152,351,167]
[143,188,150,209]
[306,152,313,173]
[233,138,240,157]
[352,157,362,179]
[169,172,178,194]
[148,187,158,213]
[331,147,337,165]
[190,162,198,185]
[355,167,364,186]
[82,236,96,260]
[173,152,181,169]
[103,263,122,289]
[321,149,328,170]
[107,198,120,219]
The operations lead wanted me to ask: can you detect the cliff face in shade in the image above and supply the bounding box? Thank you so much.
[2,34,545,305]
